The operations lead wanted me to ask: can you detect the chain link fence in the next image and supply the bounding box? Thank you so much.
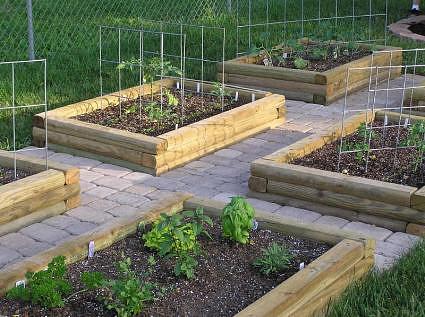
[0,0,233,61]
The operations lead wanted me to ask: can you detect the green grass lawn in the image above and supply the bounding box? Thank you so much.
[0,0,424,150]
[326,238,425,317]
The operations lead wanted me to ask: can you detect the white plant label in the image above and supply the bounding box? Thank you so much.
[175,123,179,130]
[196,82,201,93]
[252,219,259,231]
[263,58,271,66]
[404,117,409,128]
[176,81,180,89]
[252,93,256,102]
[15,280,26,288]
[282,52,288,59]
[88,240,95,258]
[235,91,239,102]
[299,262,305,270]
[384,114,388,126]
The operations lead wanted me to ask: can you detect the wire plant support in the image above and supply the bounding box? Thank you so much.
[0,59,48,178]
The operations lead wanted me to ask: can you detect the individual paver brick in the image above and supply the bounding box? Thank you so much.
[92,163,131,177]
[184,160,215,172]
[106,205,140,217]
[19,146,55,158]
[80,193,100,205]
[79,180,97,193]
[0,246,21,267]
[241,137,269,147]
[214,148,243,159]
[122,171,154,183]
[374,254,396,271]
[385,232,421,248]
[143,177,185,191]
[19,241,51,257]
[342,222,393,241]
[20,223,71,244]
[183,186,218,199]
[106,191,150,207]
[161,169,188,180]
[313,216,350,229]
[376,241,410,259]
[66,206,114,224]
[125,184,157,196]
[87,199,119,212]
[65,222,98,235]
[211,192,236,203]
[0,233,37,250]
[216,182,249,196]
[236,153,262,163]
[49,152,75,163]
[210,166,246,178]
[92,176,134,190]
[275,206,322,223]
[246,198,281,213]
[42,215,82,229]
[62,156,102,170]
[85,186,118,199]
[146,190,174,201]
[79,169,104,182]
[199,155,235,167]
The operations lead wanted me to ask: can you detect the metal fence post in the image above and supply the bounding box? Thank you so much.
[26,0,35,60]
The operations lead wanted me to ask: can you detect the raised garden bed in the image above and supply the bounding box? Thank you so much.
[219,42,402,105]
[0,194,374,317]
[0,150,80,237]
[33,79,285,176]
[248,111,425,236]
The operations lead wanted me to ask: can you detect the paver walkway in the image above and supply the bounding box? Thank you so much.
[0,77,423,271]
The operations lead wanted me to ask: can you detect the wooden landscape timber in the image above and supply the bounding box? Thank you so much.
[248,111,425,235]
[0,150,80,236]
[403,81,425,116]
[219,43,402,105]
[0,194,374,317]
[33,79,285,175]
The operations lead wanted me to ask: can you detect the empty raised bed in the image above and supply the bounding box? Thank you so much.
[0,150,80,236]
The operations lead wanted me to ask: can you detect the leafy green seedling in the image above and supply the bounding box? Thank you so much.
[253,243,293,276]
[294,57,309,70]
[221,196,255,244]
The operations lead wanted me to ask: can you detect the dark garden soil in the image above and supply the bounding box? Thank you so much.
[293,121,425,187]
[0,167,33,186]
[409,22,425,37]
[74,89,245,137]
[256,45,371,72]
[0,220,331,317]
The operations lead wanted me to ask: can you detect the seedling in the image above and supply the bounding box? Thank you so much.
[221,196,255,244]
[253,243,293,276]
[294,57,309,70]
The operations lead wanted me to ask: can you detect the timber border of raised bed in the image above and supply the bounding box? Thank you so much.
[0,150,80,237]
[248,111,425,236]
[218,43,402,105]
[32,79,285,176]
[0,193,374,317]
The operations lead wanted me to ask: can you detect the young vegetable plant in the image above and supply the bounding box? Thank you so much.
[221,196,255,244]
[294,57,309,70]
[142,207,213,279]
[7,256,72,308]
[253,243,293,276]
[81,256,156,317]
[117,57,181,101]
[403,121,425,170]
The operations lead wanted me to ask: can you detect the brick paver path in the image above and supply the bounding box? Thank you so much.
[1,77,423,271]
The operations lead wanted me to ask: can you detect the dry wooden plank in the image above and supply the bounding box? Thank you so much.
[267,180,425,224]
[45,117,166,154]
[376,111,425,124]
[236,239,365,317]
[251,160,415,207]
[0,150,79,185]
[289,256,373,316]
[0,170,65,210]
[46,143,157,175]
[65,194,81,210]
[406,223,425,236]
[219,60,325,84]
[33,127,159,168]
[0,183,80,225]
[248,176,267,193]
[411,186,425,212]
[0,202,66,237]
[184,197,372,244]
[0,192,191,295]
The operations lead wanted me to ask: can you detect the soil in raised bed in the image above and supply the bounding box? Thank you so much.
[255,44,371,72]
[0,219,331,317]
[74,88,245,137]
[293,121,425,187]
[0,167,33,186]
